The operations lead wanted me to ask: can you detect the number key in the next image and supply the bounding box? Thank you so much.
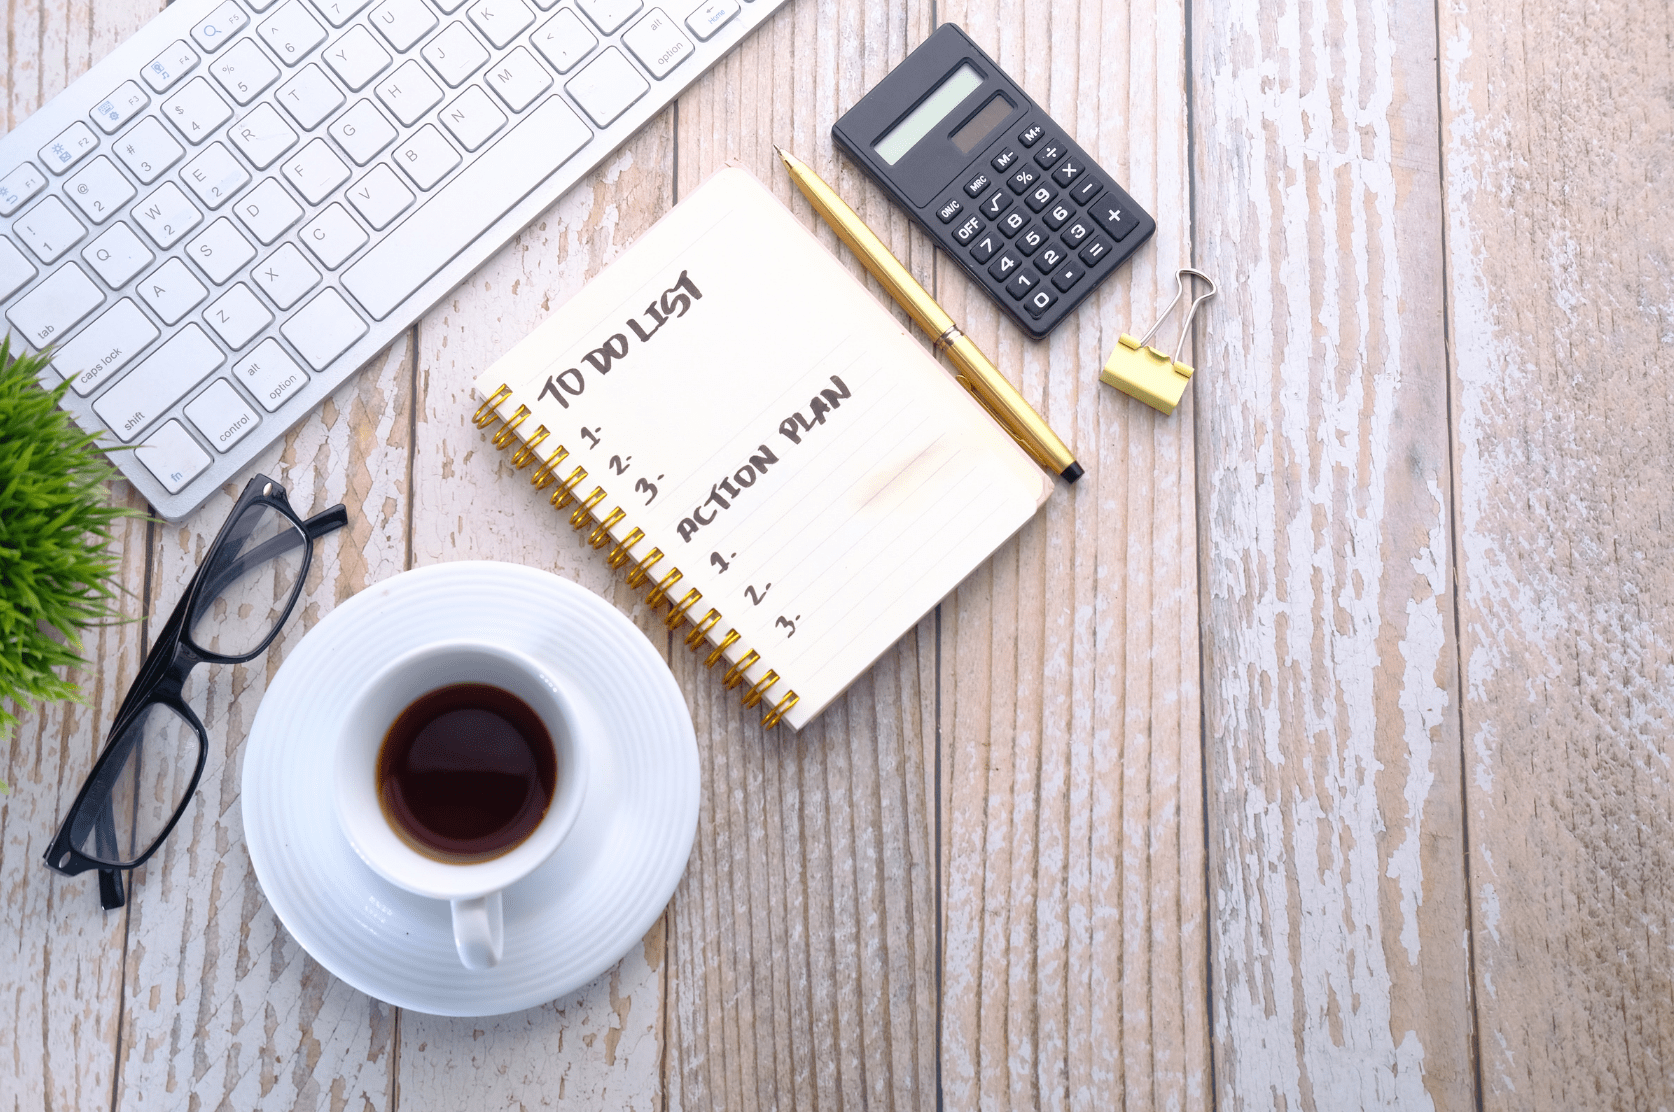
[997,210,1028,238]
[936,196,964,223]
[1050,156,1084,188]
[987,248,1023,283]
[112,117,185,184]
[979,190,1012,219]
[1008,166,1038,194]
[969,230,1001,264]
[963,171,992,198]
[991,148,1019,173]
[1033,139,1064,169]
[1015,224,1046,255]
[1017,122,1043,147]
[63,156,135,224]
[1042,201,1073,230]
[1025,184,1056,213]
[1060,217,1092,248]
[1024,286,1058,317]
[1034,243,1067,272]
[259,0,329,65]
[951,213,984,245]
[1004,267,1039,300]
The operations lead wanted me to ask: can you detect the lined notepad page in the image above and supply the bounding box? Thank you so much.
[479,168,1050,729]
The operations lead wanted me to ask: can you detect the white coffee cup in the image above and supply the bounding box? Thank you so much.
[334,640,589,971]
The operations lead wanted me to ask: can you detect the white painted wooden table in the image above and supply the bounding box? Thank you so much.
[4,0,1671,1107]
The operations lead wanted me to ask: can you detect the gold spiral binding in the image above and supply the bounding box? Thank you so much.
[474,385,801,729]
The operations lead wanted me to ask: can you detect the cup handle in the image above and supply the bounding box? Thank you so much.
[451,892,504,971]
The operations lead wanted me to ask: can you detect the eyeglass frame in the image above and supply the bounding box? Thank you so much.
[43,474,348,909]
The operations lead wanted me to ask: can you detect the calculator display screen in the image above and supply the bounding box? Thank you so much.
[874,63,983,164]
[949,93,1012,154]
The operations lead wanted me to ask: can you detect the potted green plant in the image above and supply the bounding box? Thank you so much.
[0,338,140,792]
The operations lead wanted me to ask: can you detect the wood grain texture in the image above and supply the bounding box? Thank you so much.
[1438,0,1674,1106]
[1193,0,1475,1107]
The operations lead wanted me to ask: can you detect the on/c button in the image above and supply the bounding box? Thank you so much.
[684,0,739,41]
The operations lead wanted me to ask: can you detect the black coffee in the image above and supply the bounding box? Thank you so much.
[377,683,557,863]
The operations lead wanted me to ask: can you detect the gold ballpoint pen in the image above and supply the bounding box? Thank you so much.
[776,147,1084,483]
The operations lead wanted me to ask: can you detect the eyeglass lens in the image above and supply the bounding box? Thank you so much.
[188,502,309,657]
[66,701,201,867]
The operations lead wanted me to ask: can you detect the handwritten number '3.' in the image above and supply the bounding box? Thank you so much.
[775,615,798,638]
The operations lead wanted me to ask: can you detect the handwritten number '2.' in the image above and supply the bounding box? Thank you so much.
[608,455,630,475]
[744,583,771,605]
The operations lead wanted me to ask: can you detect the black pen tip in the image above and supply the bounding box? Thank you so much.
[1060,461,1085,483]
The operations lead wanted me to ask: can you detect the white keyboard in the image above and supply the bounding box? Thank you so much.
[0,0,788,519]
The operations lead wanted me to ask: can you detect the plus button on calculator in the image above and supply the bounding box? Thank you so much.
[832,24,1155,339]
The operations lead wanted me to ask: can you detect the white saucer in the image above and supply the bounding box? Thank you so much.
[241,561,699,1016]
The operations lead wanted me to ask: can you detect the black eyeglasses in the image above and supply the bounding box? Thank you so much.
[44,475,347,909]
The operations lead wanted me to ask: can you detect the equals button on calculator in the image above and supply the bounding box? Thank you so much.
[832,24,1155,339]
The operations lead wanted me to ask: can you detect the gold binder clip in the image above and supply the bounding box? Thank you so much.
[1099,268,1217,417]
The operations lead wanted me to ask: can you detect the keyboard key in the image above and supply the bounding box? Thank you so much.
[202,282,274,348]
[162,78,234,144]
[299,201,369,266]
[90,81,151,133]
[180,142,252,209]
[1041,200,1072,230]
[186,378,262,450]
[978,189,1011,219]
[345,164,414,228]
[143,40,201,93]
[235,337,309,410]
[1059,216,1091,248]
[281,287,367,368]
[234,177,304,243]
[1033,243,1067,273]
[469,0,536,49]
[438,85,507,149]
[51,299,159,396]
[1049,262,1083,292]
[950,213,984,246]
[259,1,329,64]
[133,181,204,248]
[986,249,1024,283]
[1024,286,1057,317]
[64,156,135,224]
[191,2,252,52]
[577,0,642,33]
[423,22,491,87]
[1050,156,1084,188]
[252,242,320,308]
[275,64,344,130]
[93,324,224,442]
[1092,191,1137,240]
[1003,267,1038,300]
[935,196,963,223]
[1069,176,1103,206]
[962,171,992,198]
[186,217,258,283]
[369,0,439,51]
[0,237,37,300]
[1077,235,1110,267]
[1017,122,1043,147]
[5,263,102,346]
[308,0,375,27]
[324,25,394,90]
[393,124,461,189]
[1024,184,1055,213]
[1033,139,1064,169]
[342,95,590,319]
[433,0,469,12]
[566,48,648,127]
[623,9,693,79]
[113,117,186,183]
[532,9,597,72]
[329,99,398,163]
[282,137,351,202]
[14,196,87,262]
[485,46,553,111]
[0,163,47,215]
[990,147,1018,173]
[1014,224,1045,255]
[82,222,155,287]
[997,210,1027,238]
[138,257,210,323]
[40,122,100,174]
[376,59,445,124]
[229,103,301,168]
[684,0,738,40]
[1007,166,1038,194]
[135,420,212,493]
[208,38,282,104]
[968,229,1000,264]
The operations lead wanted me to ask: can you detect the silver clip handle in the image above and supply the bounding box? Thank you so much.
[1135,268,1218,364]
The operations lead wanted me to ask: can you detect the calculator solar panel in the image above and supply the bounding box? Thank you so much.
[832,24,1154,340]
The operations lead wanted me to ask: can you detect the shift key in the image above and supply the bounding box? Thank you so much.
[94,323,224,441]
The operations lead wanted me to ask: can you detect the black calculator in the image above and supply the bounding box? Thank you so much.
[832,24,1155,339]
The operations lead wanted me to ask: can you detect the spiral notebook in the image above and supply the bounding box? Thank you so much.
[471,167,1052,730]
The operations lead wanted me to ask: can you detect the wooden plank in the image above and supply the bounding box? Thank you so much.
[397,123,676,1110]
[113,336,415,1110]
[1192,0,1475,1106]
[931,0,1205,1108]
[1437,1,1674,1106]
[659,1,941,1108]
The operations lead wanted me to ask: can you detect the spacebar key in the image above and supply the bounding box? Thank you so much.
[342,96,592,320]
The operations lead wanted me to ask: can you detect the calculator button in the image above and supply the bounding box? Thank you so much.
[963,171,993,198]
[997,210,1028,238]
[987,249,1023,282]
[1015,224,1046,255]
[1060,217,1092,248]
[969,230,1001,264]
[1017,122,1043,147]
[1034,243,1068,273]
[1004,268,1038,300]
[1008,166,1038,194]
[991,148,1019,174]
[1050,156,1084,189]
[1024,286,1058,317]
[951,213,985,245]
[1070,176,1104,206]
[1042,201,1073,230]
[1093,191,1138,240]
[1033,139,1064,170]
[1050,262,1084,292]
[1024,184,1056,213]
[978,190,1011,219]
[1077,235,1110,266]
[936,196,964,223]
